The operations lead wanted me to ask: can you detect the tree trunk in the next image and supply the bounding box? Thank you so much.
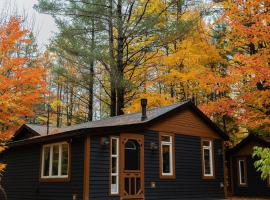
[88,18,95,121]
[109,0,117,116]
[116,0,125,115]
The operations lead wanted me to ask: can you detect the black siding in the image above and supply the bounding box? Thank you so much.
[144,131,225,199]
[1,138,84,200]
[232,156,270,197]
[89,136,119,200]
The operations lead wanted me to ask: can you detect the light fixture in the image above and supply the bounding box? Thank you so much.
[150,142,158,150]
[100,137,110,146]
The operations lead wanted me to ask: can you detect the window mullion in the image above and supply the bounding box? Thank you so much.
[170,142,173,174]
[49,146,53,177]
[58,144,62,176]
[209,142,213,176]
[41,147,45,177]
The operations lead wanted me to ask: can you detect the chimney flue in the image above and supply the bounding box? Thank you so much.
[141,98,147,121]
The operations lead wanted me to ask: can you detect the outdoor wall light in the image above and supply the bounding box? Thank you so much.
[100,137,110,146]
[150,142,158,150]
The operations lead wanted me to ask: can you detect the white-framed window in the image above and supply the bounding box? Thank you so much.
[238,158,247,186]
[202,139,214,178]
[41,142,69,179]
[110,137,119,195]
[161,134,174,177]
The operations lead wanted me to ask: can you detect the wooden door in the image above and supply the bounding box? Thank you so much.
[120,134,144,200]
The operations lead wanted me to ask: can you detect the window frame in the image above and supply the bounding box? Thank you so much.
[110,137,119,195]
[40,141,70,182]
[237,157,248,187]
[201,139,215,179]
[159,133,175,179]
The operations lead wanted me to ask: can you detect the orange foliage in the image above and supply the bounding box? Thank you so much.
[203,0,270,131]
[0,17,46,143]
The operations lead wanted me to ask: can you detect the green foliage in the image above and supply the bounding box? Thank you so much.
[253,146,270,180]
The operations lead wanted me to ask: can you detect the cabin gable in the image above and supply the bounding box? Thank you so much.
[232,141,263,157]
[148,107,221,139]
[12,126,39,141]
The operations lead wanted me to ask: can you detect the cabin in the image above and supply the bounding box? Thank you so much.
[226,133,270,197]
[1,100,229,200]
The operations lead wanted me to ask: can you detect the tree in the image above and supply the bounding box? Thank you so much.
[0,17,46,170]
[208,0,269,179]
[35,0,196,117]
[210,0,270,132]
[253,146,270,180]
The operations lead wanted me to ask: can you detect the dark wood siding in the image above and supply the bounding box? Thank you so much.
[1,137,84,200]
[232,156,270,197]
[144,131,225,199]
[89,136,119,200]
[149,108,221,139]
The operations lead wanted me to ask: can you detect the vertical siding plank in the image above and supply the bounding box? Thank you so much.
[83,136,90,200]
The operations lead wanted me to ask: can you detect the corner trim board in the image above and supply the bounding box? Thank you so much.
[83,136,90,200]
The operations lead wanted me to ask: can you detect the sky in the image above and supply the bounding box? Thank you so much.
[0,0,58,49]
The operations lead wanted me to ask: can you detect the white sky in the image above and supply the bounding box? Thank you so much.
[0,0,58,50]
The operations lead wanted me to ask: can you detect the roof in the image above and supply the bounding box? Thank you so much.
[227,133,270,155]
[11,101,229,146]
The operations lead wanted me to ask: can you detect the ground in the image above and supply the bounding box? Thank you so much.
[228,198,269,200]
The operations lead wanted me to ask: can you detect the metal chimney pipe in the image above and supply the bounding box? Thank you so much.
[141,99,147,121]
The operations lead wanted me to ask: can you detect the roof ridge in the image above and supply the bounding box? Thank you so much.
[28,101,190,130]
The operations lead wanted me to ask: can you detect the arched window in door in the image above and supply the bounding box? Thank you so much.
[125,140,140,170]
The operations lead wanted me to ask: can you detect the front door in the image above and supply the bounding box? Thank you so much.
[120,134,144,200]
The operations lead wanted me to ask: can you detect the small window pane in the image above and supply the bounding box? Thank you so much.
[52,145,60,176]
[239,160,246,184]
[112,139,117,155]
[162,144,171,173]
[161,136,171,142]
[43,146,50,176]
[111,176,117,193]
[112,157,117,173]
[204,148,211,175]
[61,143,69,176]
[125,140,140,170]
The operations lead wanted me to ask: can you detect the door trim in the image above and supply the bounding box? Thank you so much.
[120,134,144,200]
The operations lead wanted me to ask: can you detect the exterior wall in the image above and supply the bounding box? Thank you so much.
[1,137,84,200]
[149,108,220,139]
[88,131,225,200]
[89,135,119,200]
[144,131,225,199]
[231,155,270,197]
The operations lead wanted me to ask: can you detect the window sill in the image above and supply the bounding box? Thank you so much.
[39,177,70,183]
[202,175,215,180]
[238,184,248,187]
[160,175,176,180]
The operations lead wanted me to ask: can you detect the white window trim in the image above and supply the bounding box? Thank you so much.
[161,135,173,176]
[110,137,119,195]
[202,140,214,177]
[238,159,247,185]
[41,142,69,179]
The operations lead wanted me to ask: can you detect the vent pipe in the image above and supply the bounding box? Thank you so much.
[141,99,147,121]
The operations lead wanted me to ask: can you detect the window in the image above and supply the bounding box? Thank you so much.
[160,133,175,178]
[41,142,70,180]
[238,158,247,186]
[202,139,214,178]
[110,137,119,195]
[125,140,140,171]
